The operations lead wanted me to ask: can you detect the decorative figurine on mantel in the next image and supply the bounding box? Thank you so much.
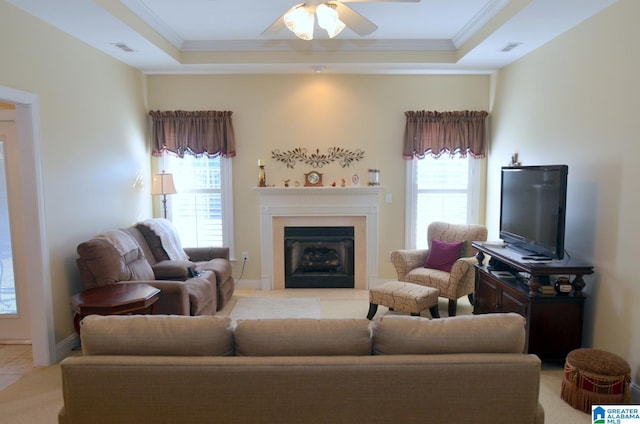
[509,153,521,167]
[258,159,267,187]
[368,169,380,186]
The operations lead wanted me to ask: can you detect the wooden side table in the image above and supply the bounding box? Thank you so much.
[70,283,160,334]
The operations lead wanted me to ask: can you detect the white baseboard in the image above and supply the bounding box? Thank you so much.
[55,331,80,362]
[631,381,640,404]
[235,279,262,290]
[370,279,394,288]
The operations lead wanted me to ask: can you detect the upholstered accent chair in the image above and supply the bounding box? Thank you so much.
[390,221,488,316]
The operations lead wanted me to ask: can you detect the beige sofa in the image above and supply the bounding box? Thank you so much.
[59,313,544,424]
[76,218,234,315]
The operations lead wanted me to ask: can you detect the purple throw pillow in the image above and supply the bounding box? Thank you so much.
[424,239,464,272]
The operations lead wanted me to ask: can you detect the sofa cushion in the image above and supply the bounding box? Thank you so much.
[372,313,526,355]
[235,319,372,356]
[121,226,159,266]
[197,258,232,285]
[80,315,233,356]
[76,230,154,286]
[152,260,197,280]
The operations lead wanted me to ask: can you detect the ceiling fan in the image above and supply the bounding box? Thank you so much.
[262,0,421,40]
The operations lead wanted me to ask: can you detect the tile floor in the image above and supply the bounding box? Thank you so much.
[0,344,33,391]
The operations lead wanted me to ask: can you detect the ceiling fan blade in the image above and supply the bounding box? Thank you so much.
[261,14,287,36]
[341,0,420,3]
[262,2,308,36]
[334,3,378,36]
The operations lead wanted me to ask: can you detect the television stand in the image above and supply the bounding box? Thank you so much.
[472,241,594,362]
[474,242,592,296]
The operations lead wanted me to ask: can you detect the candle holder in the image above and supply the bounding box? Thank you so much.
[368,169,380,186]
[258,160,266,187]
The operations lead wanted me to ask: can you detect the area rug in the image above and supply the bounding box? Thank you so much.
[229,297,321,322]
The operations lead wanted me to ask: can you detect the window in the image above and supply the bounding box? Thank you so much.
[161,154,235,256]
[405,156,480,249]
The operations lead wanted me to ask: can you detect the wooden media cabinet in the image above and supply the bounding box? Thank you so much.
[472,242,593,362]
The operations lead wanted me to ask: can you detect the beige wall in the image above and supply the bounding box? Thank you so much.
[489,0,639,390]
[147,74,490,282]
[0,3,149,344]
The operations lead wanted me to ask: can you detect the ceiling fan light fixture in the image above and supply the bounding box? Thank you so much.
[316,3,345,39]
[284,4,315,41]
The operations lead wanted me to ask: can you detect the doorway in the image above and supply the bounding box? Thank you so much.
[0,115,32,340]
[0,86,55,367]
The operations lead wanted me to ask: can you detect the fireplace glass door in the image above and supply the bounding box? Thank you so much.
[284,226,355,288]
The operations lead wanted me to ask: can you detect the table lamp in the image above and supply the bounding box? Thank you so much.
[151,172,177,218]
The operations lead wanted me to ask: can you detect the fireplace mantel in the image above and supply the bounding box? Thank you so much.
[256,186,383,290]
[255,186,382,195]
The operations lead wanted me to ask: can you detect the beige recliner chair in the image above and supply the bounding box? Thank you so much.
[390,221,487,316]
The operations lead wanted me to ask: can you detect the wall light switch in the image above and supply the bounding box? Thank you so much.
[385,193,392,203]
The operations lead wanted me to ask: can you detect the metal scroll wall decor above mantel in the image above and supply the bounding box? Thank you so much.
[271,147,364,169]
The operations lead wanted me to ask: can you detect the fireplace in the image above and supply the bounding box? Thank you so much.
[256,186,382,290]
[284,226,355,288]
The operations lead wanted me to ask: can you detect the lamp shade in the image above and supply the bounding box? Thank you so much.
[284,3,346,40]
[284,4,315,40]
[151,173,177,195]
[316,4,345,38]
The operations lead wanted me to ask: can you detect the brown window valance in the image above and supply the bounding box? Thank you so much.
[403,110,488,159]
[149,110,236,158]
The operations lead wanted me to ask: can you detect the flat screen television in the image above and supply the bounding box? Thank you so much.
[499,165,568,260]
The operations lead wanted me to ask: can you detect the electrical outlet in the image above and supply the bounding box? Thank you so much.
[241,251,249,262]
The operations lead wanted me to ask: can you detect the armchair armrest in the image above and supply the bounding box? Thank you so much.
[184,247,230,262]
[447,257,477,299]
[390,249,429,281]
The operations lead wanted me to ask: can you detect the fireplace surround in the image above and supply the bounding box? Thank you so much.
[256,187,382,290]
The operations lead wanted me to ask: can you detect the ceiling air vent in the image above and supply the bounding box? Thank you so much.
[112,43,135,52]
[500,42,522,52]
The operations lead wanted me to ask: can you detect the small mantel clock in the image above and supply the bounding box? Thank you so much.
[304,171,323,187]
